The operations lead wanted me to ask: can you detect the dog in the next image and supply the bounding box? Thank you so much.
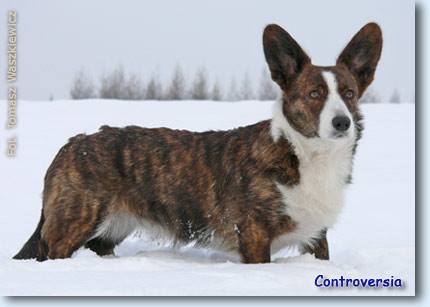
[14,23,382,263]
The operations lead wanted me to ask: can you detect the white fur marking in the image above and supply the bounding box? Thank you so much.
[90,211,236,252]
[269,73,357,252]
[91,211,139,242]
[319,71,354,140]
[91,211,175,245]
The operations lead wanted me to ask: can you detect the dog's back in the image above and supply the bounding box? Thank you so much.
[15,121,298,262]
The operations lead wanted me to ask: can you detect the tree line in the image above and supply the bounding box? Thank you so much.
[70,65,279,101]
[70,65,409,103]
[360,88,404,104]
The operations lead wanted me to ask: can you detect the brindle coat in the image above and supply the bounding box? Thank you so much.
[14,23,382,263]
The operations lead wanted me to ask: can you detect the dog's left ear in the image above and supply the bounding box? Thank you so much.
[263,24,311,92]
[337,22,383,97]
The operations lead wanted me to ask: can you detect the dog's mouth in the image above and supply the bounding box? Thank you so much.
[331,131,349,139]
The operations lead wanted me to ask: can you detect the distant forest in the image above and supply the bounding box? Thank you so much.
[70,65,411,103]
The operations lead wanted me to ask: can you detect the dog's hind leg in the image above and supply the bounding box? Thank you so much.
[41,193,106,260]
[85,238,116,256]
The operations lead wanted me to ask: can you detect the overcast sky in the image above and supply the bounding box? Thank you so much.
[0,0,414,101]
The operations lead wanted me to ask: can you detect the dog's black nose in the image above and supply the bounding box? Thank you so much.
[332,116,351,132]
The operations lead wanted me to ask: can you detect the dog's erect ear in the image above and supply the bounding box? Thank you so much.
[263,24,310,92]
[337,22,383,97]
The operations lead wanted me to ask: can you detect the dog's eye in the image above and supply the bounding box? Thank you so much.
[345,89,355,99]
[309,90,320,99]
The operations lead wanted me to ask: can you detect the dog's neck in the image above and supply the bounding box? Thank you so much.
[270,99,356,164]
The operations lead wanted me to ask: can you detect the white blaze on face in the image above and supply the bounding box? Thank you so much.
[319,71,354,140]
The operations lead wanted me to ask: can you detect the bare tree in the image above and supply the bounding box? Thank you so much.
[389,89,401,104]
[70,68,96,99]
[239,73,254,100]
[124,73,145,100]
[97,66,146,100]
[191,67,209,100]
[99,65,127,99]
[211,80,223,101]
[145,72,163,100]
[360,87,380,103]
[227,77,240,101]
[258,68,278,100]
[166,64,186,100]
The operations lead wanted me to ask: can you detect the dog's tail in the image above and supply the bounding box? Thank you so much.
[13,210,48,261]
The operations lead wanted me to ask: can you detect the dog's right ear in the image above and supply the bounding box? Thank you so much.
[336,23,383,97]
[263,24,310,92]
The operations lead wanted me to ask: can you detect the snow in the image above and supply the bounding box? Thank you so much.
[0,100,414,296]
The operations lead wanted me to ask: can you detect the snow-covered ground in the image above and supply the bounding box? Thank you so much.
[0,100,414,296]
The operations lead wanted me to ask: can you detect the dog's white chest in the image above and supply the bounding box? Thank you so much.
[272,147,353,252]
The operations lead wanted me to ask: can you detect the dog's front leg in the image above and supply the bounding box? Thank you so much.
[237,220,271,264]
[301,228,329,260]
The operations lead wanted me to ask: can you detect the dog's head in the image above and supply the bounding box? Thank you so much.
[264,23,382,141]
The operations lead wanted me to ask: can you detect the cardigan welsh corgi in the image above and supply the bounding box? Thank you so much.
[14,23,382,263]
